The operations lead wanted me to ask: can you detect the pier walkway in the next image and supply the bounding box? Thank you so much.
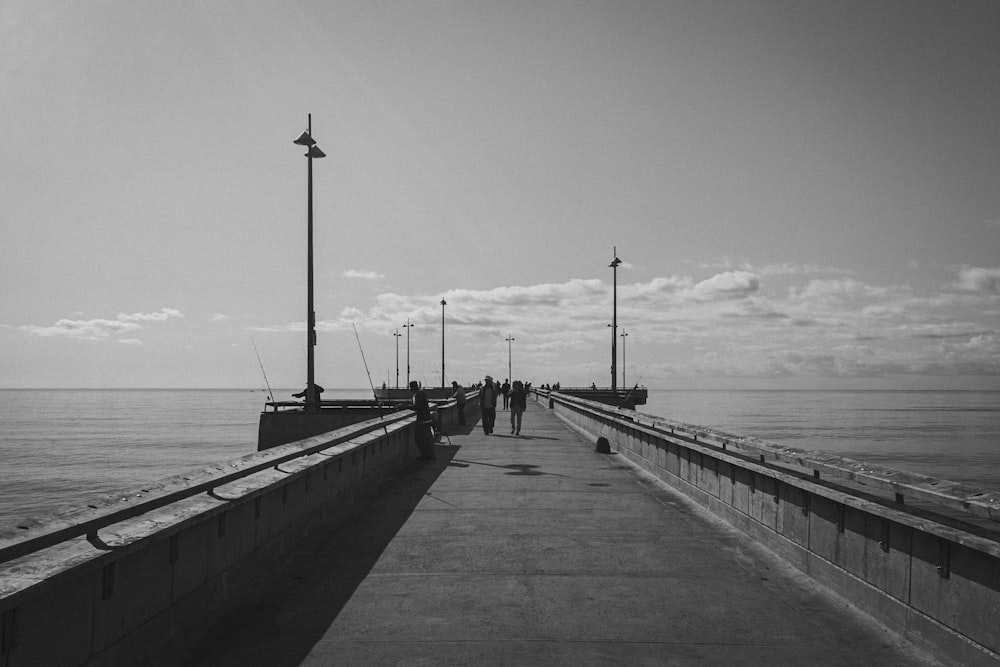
[167,400,940,666]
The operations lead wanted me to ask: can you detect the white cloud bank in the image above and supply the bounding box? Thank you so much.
[20,308,183,342]
[248,265,999,387]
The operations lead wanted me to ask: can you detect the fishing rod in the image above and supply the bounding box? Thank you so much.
[621,370,646,407]
[250,337,275,403]
[352,322,380,403]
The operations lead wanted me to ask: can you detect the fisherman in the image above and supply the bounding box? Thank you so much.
[451,381,467,425]
[410,381,436,460]
[292,383,324,405]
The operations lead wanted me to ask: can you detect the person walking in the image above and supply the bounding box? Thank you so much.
[501,379,511,410]
[481,375,498,435]
[451,381,466,425]
[509,380,526,435]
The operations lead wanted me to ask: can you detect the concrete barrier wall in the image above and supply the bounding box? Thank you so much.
[537,390,1000,667]
[0,394,477,667]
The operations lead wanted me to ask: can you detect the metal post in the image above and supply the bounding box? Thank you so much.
[293,115,326,413]
[393,329,402,389]
[440,299,447,388]
[506,334,515,381]
[620,330,628,388]
[306,117,315,412]
[403,319,414,386]
[609,248,622,392]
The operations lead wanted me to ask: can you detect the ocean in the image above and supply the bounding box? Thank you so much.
[0,388,997,531]
[639,389,1000,493]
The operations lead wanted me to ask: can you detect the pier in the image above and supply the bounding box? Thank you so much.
[1,392,998,665]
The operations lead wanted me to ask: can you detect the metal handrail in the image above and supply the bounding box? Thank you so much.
[0,410,415,565]
[542,389,1000,522]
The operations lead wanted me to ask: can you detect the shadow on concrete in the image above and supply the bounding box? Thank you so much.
[448,458,568,478]
[176,445,461,667]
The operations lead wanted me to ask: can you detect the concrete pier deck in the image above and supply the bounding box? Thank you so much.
[167,401,941,666]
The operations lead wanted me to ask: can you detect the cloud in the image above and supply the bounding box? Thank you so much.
[118,338,143,345]
[210,314,230,322]
[21,318,141,340]
[698,258,851,277]
[20,308,183,341]
[691,271,759,300]
[343,270,385,280]
[954,267,1000,294]
[118,308,183,322]
[252,269,1000,384]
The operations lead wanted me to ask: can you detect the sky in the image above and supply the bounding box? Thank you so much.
[2,1,999,391]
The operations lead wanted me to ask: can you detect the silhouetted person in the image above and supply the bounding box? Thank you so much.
[292,384,324,405]
[451,381,467,425]
[481,375,498,435]
[410,381,435,460]
[509,380,526,435]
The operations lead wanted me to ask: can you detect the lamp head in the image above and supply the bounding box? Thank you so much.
[293,131,316,146]
[306,145,326,159]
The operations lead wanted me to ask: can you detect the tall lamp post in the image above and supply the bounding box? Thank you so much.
[293,115,326,413]
[403,319,414,386]
[440,299,447,388]
[620,330,629,388]
[392,329,402,389]
[609,248,622,392]
[506,333,515,382]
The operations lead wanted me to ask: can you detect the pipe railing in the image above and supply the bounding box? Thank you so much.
[0,410,417,565]
[537,389,1000,523]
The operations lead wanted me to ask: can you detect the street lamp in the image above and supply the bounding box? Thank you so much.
[392,329,402,389]
[620,330,629,388]
[440,299,447,388]
[506,333,515,382]
[609,248,622,392]
[293,115,326,413]
[403,319,414,386]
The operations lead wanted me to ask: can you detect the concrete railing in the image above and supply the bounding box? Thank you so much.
[536,389,1000,667]
[0,394,476,666]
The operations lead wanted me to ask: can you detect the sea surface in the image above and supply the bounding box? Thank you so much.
[0,388,997,531]
[640,389,1000,494]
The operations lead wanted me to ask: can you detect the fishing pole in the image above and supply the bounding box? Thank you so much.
[352,322,379,402]
[250,337,275,403]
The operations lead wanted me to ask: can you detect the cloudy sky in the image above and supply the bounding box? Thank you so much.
[2,1,999,390]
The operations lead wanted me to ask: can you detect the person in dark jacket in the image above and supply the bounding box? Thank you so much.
[509,380,527,435]
[481,375,498,435]
[451,381,467,425]
[410,381,435,460]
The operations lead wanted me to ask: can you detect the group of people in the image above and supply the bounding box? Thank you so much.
[477,376,528,436]
[408,375,531,462]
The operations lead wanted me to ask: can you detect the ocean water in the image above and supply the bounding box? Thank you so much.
[639,389,1000,493]
[0,388,363,530]
[0,388,997,531]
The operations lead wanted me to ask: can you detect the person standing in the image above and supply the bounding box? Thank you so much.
[451,381,467,425]
[501,379,511,410]
[481,375,498,435]
[410,381,436,460]
[509,380,526,435]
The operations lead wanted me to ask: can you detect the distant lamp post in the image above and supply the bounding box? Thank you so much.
[403,319,414,386]
[506,333,516,381]
[620,330,629,388]
[392,329,402,389]
[609,248,622,392]
[293,115,326,413]
[440,299,447,388]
